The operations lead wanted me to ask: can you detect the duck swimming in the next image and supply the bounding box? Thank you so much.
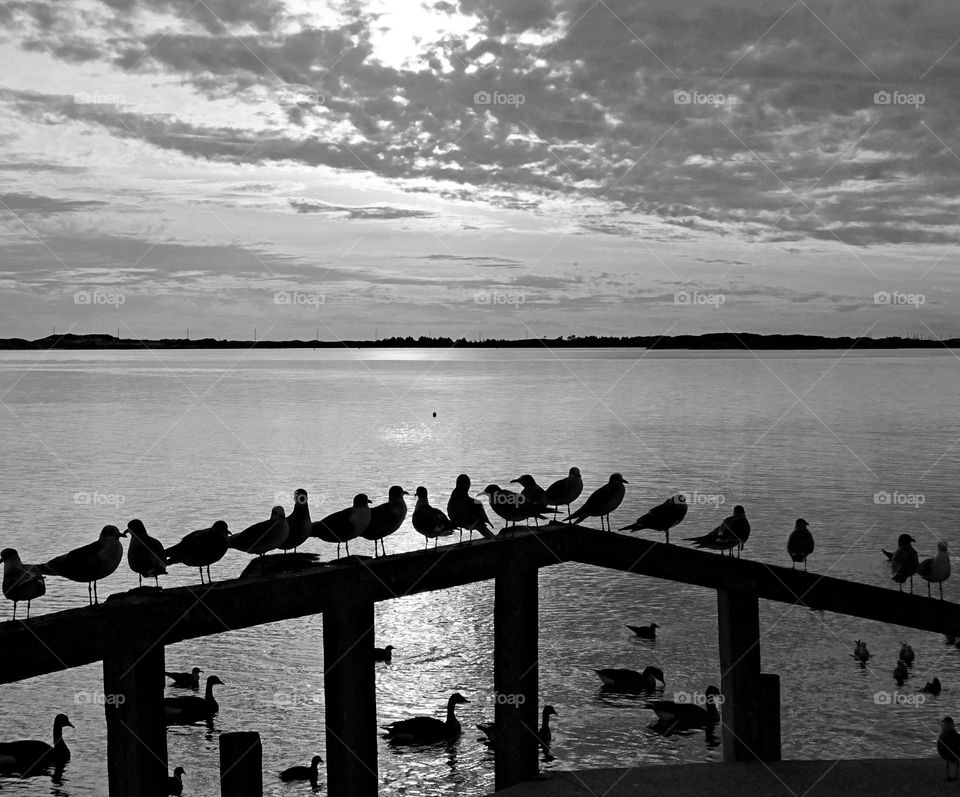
[167,766,185,795]
[626,623,659,640]
[382,693,469,743]
[0,713,73,775]
[649,686,721,732]
[166,667,202,689]
[279,755,323,785]
[923,676,943,696]
[374,645,394,662]
[165,675,223,724]
[898,642,915,666]
[594,665,664,692]
[477,705,557,751]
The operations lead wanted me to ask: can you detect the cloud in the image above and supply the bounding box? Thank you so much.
[288,198,435,219]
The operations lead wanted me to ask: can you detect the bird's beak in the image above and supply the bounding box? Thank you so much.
[622,478,629,484]
[509,479,520,484]
[120,530,129,537]
[403,490,410,495]
[66,720,75,728]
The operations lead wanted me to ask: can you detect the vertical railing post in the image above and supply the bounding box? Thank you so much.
[323,597,378,796]
[494,564,539,791]
[717,590,780,761]
[220,731,262,796]
[103,644,168,797]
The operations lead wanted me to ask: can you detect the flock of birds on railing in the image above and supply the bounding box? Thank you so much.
[0,467,957,790]
[0,467,953,618]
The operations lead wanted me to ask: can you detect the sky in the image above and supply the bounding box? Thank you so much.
[1,0,959,341]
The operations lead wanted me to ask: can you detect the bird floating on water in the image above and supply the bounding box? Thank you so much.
[0,713,73,776]
[164,675,223,724]
[382,693,470,743]
[279,755,323,786]
[685,505,750,557]
[544,467,583,522]
[899,642,915,667]
[477,705,557,751]
[1,548,45,619]
[626,623,660,640]
[510,475,549,527]
[852,639,870,664]
[39,525,124,605]
[374,645,394,662]
[923,676,943,696]
[620,494,687,544]
[364,486,408,557]
[883,534,919,593]
[567,473,628,531]
[649,685,721,732]
[447,474,495,541]
[280,489,312,553]
[312,494,371,558]
[166,667,202,690]
[167,766,185,796]
[165,520,230,583]
[594,665,664,692]
[125,519,167,587]
[939,716,960,781]
[229,506,288,557]
[786,518,814,570]
[918,541,951,600]
[412,486,456,548]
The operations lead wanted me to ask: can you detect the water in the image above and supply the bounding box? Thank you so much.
[0,348,959,795]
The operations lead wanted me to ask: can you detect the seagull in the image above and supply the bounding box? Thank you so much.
[165,521,230,583]
[786,518,814,570]
[510,475,549,527]
[544,467,583,521]
[1,548,45,619]
[39,525,125,605]
[363,486,408,557]
[482,484,547,532]
[280,489,312,553]
[685,506,750,557]
[447,474,495,541]
[229,506,289,557]
[568,473,628,531]
[620,494,687,544]
[311,494,372,558]
[125,519,167,587]
[939,717,960,781]
[918,541,951,600]
[412,486,456,548]
[883,534,919,593]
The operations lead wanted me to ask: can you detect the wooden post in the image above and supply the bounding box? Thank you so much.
[323,598,378,796]
[103,645,167,797]
[717,589,763,762]
[494,565,539,791]
[758,672,782,761]
[219,731,262,796]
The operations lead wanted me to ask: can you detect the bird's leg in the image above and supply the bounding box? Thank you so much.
[12,602,17,621]
[26,600,30,619]
[804,560,808,572]
[940,582,944,600]
[792,561,796,570]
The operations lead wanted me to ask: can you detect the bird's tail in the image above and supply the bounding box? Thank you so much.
[475,525,496,540]
[620,521,644,531]
[881,548,893,560]
[36,562,59,576]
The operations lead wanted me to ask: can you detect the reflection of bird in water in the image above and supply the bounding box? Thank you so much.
[893,660,909,687]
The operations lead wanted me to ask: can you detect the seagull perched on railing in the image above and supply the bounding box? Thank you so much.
[364,486,408,557]
[918,541,951,600]
[511,475,549,527]
[620,494,687,544]
[883,534,919,593]
[39,525,125,605]
[230,506,289,557]
[447,474,494,541]
[544,467,583,521]
[1,548,45,619]
[412,486,456,548]
[482,484,547,532]
[568,473,628,531]
[787,518,814,570]
[685,505,750,557]
[312,495,371,558]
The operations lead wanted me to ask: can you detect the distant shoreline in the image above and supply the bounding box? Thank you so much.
[0,333,955,350]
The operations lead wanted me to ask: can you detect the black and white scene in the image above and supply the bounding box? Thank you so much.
[2,0,960,795]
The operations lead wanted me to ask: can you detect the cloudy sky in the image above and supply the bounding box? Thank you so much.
[1,0,959,340]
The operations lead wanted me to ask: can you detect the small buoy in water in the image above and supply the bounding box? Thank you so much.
[432,412,437,417]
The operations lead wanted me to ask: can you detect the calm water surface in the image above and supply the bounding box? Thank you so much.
[1,348,959,795]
